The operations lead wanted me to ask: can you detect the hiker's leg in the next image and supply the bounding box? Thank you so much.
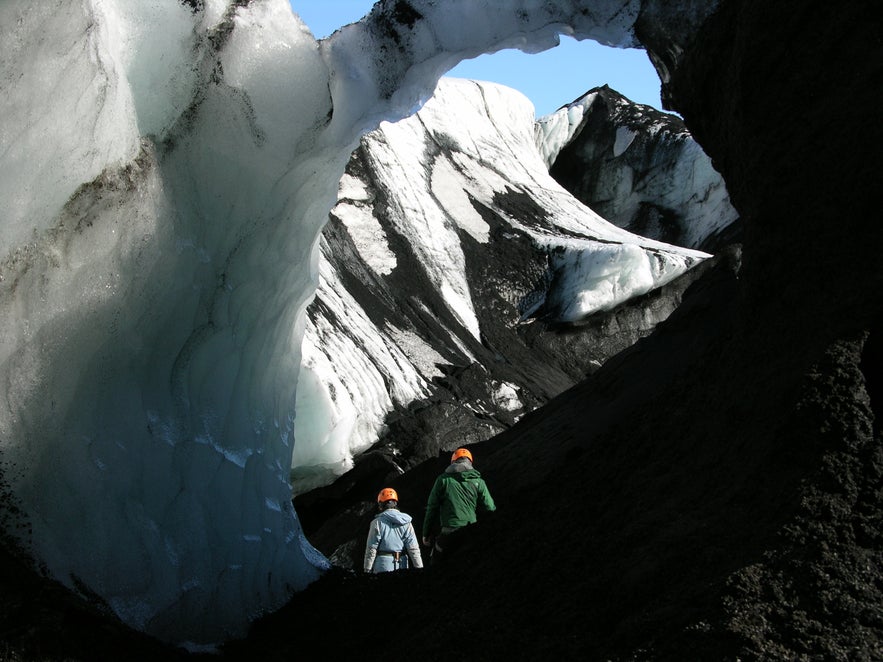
[431,534,447,565]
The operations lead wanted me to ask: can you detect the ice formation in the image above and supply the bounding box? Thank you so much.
[537,89,738,248]
[0,0,716,646]
[292,78,709,489]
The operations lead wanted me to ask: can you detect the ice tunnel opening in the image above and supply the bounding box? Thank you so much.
[287,43,665,492]
[287,21,722,497]
[444,36,665,117]
[294,1,665,117]
[0,0,737,648]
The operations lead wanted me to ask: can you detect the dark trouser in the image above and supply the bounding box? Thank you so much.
[430,526,462,565]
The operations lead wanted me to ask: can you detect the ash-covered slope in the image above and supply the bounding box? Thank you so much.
[292,77,732,501]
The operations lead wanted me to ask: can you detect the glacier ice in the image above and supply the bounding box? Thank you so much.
[291,76,709,497]
[537,88,738,248]
[0,0,712,646]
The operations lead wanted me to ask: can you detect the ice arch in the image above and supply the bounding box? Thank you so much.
[0,0,716,646]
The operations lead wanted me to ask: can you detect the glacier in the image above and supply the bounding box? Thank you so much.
[537,86,738,249]
[0,0,721,646]
[292,77,714,492]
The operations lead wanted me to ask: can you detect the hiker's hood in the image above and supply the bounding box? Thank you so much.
[377,508,412,526]
[445,457,481,479]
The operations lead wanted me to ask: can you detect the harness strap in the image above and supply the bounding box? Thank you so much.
[377,551,402,560]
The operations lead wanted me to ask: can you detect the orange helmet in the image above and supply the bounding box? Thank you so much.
[451,448,473,463]
[376,487,398,504]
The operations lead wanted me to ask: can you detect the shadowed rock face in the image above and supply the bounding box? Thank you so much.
[2,0,881,660]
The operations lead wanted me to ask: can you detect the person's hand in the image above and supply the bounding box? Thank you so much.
[422,536,431,547]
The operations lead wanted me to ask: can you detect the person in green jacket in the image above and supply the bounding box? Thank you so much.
[421,447,496,562]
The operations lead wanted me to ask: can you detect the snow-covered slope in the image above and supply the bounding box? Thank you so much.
[539,85,738,250]
[292,77,721,494]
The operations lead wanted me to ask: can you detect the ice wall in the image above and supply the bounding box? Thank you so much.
[0,0,670,646]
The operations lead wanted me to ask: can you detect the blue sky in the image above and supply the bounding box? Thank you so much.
[290,1,664,117]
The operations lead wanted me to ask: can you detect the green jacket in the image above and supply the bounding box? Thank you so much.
[422,460,496,538]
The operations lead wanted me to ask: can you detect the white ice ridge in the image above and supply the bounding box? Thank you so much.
[363,77,709,317]
[292,77,708,492]
[0,0,708,646]
[535,90,738,249]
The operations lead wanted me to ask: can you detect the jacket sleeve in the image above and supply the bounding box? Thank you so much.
[404,522,423,569]
[478,479,496,512]
[363,518,380,573]
[422,477,443,538]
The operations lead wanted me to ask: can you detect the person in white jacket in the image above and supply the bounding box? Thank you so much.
[364,488,424,573]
